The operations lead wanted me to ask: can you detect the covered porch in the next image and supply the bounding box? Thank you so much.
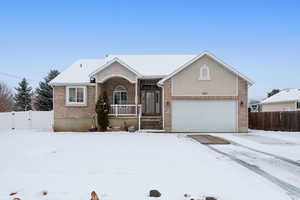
[95,77,163,131]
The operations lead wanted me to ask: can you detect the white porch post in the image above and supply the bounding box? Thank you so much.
[135,78,138,105]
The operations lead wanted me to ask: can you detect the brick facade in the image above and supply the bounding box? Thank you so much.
[53,85,96,131]
[100,77,135,104]
[53,86,96,119]
[238,77,248,132]
[163,79,172,132]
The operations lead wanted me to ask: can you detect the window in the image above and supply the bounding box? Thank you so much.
[199,64,210,80]
[113,86,127,104]
[66,86,86,105]
[297,101,300,109]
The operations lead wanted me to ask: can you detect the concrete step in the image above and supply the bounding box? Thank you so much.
[141,117,163,129]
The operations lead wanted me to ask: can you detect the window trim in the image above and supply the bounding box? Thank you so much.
[113,85,127,105]
[66,86,87,106]
[199,64,211,80]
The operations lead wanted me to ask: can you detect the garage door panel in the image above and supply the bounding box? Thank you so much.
[172,100,237,132]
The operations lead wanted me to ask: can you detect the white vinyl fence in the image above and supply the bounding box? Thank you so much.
[0,111,53,130]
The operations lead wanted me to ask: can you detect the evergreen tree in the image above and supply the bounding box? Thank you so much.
[95,92,109,131]
[267,89,280,98]
[34,70,60,111]
[14,78,33,111]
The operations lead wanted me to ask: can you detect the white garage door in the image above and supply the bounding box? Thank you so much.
[172,100,237,132]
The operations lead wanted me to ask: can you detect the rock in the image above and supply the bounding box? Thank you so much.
[206,197,217,200]
[149,190,161,197]
[184,194,191,198]
[9,192,17,196]
[42,191,48,196]
[91,191,100,200]
[128,126,135,132]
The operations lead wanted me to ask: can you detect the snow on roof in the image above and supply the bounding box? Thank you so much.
[50,59,106,85]
[50,55,195,85]
[50,53,252,86]
[261,89,300,104]
[105,55,195,76]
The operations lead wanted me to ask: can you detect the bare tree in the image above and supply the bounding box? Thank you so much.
[0,82,14,112]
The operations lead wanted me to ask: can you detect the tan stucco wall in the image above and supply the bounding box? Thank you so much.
[163,77,249,133]
[171,55,238,96]
[95,62,137,83]
[262,102,296,112]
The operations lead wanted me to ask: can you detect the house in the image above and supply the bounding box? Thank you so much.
[261,89,300,112]
[49,51,253,133]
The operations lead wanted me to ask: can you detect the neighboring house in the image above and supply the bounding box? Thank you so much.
[261,89,300,112]
[49,51,253,133]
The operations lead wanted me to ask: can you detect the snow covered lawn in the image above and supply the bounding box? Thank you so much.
[0,130,293,200]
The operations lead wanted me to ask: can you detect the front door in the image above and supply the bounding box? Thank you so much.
[141,90,161,115]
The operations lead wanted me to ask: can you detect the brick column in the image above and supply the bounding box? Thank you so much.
[163,79,172,132]
[238,77,248,133]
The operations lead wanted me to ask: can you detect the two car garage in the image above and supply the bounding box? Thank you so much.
[171,100,238,132]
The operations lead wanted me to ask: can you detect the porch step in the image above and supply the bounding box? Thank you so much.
[141,116,163,130]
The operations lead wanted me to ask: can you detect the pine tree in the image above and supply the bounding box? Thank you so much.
[34,70,60,111]
[95,92,109,131]
[14,78,33,111]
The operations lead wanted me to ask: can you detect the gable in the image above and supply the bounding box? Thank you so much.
[171,55,238,96]
[158,51,253,86]
[94,61,138,83]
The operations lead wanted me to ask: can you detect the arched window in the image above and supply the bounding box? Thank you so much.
[199,64,210,80]
[113,85,127,104]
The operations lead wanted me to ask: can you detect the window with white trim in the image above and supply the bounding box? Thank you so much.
[199,64,210,80]
[66,86,86,105]
[113,85,127,104]
[297,101,300,109]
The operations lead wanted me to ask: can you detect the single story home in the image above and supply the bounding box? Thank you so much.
[49,51,253,133]
[261,88,300,112]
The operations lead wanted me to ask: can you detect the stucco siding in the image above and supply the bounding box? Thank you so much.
[171,55,238,96]
[95,62,137,83]
[262,102,296,112]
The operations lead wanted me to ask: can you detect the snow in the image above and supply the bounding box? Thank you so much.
[0,130,292,200]
[106,55,195,76]
[49,59,106,85]
[261,88,300,104]
[214,130,300,161]
[213,130,300,199]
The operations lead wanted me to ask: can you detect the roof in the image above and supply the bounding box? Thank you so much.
[50,52,253,86]
[158,51,254,86]
[261,89,300,104]
[105,54,196,76]
[49,59,106,85]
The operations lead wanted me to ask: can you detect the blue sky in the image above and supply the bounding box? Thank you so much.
[0,0,299,100]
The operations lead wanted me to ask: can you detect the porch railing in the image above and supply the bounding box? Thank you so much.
[109,104,141,117]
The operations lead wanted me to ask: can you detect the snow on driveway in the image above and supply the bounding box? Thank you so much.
[213,131,300,199]
[0,130,292,200]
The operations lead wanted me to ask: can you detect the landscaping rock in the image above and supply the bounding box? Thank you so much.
[149,190,161,197]
[91,191,100,200]
[206,197,217,200]
[9,192,17,196]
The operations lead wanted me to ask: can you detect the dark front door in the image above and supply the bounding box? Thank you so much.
[141,90,161,115]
